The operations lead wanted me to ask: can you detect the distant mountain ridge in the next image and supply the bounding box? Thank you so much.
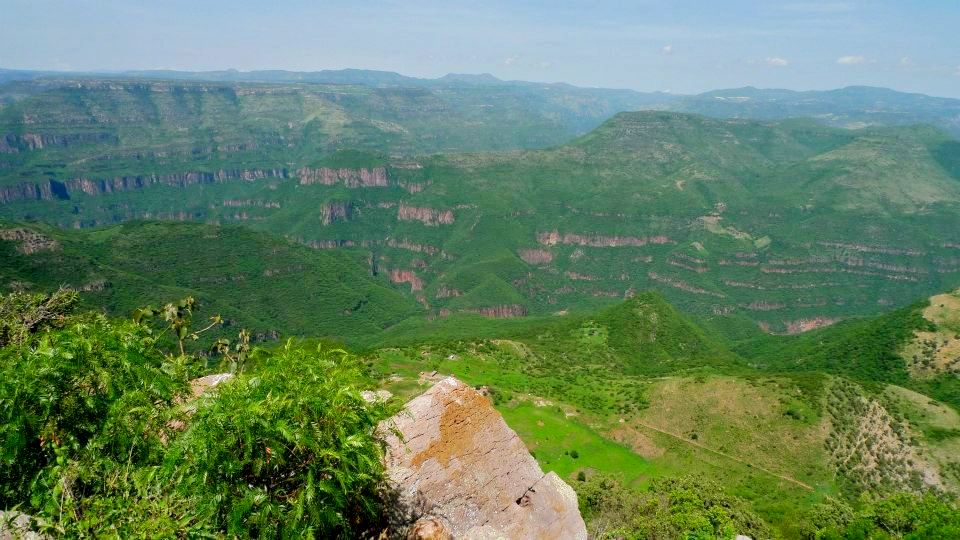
[675,85,960,138]
[4,66,958,139]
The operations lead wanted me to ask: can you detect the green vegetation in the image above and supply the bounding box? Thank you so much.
[578,474,772,539]
[735,302,930,383]
[802,492,960,539]
[4,103,959,333]
[0,221,419,344]
[0,291,390,537]
[3,74,960,537]
[365,285,960,537]
[4,280,960,537]
[499,401,654,484]
[165,344,389,537]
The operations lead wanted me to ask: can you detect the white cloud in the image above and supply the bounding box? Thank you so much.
[836,55,866,65]
[503,55,519,66]
[661,44,673,55]
[765,57,789,67]
[899,56,913,66]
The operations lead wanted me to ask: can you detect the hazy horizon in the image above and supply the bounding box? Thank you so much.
[2,1,959,98]
[4,64,960,100]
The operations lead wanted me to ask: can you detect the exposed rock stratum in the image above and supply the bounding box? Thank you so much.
[381,377,587,539]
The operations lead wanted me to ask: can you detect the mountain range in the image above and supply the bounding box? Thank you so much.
[3,67,960,538]
[1,71,958,334]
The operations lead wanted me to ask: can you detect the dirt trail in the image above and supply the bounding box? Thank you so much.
[633,420,815,491]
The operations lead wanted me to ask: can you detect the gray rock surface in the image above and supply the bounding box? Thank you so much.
[381,377,587,539]
[0,511,46,539]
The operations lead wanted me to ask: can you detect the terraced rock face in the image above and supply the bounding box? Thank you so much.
[3,86,960,331]
[381,377,587,540]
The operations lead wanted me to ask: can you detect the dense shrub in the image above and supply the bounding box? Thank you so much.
[803,492,960,539]
[165,343,391,537]
[0,313,187,510]
[0,292,391,538]
[0,288,78,348]
[578,474,772,539]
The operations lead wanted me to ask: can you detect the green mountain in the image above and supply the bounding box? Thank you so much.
[0,220,418,343]
[0,75,664,165]
[4,69,960,539]
[738,286,960,409]
[364,285,960,537]
[4,215,960,536]
[671,85,960,139]
[4,101,958,333]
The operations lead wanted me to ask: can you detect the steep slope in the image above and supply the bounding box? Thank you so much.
[368,291,960,537]
[736,287,960,410]
[0,221,420,343]
[2,109,960,332]
[767,125,960,213]
[0,75,661,177]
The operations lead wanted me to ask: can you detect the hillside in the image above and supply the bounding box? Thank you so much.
[7,69,958,136]
[737,287,960,410]
[0,75,662,171]
[364,289,960,537]
[4,235,960,537]
[4,107,958,333]
[20,284,956,539]
[671,86,960,139]
[0,221,419,343]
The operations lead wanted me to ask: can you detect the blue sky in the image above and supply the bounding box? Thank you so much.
[1,0,958,97]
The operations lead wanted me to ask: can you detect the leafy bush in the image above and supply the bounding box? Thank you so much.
[164,342,391,537]
[577,473,771,539]
[803,492,960,539]
[0,292,393,538]
[0,288,78,348]
[0,313,186,510]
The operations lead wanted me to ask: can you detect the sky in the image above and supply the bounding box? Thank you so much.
[1,0,958,97]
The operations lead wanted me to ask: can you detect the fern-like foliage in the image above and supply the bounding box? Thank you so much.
[165,342,390,537]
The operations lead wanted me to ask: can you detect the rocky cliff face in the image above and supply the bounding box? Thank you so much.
[518,248,553,265]
[319,201,355,225]
[0,228,60,254]
[0,169,288,205]
[466,305,528,318]
[397,203,455,226]
[0,181,64,204]
[296,167,388,188]
[537,230,672,247]
[381,377,587,540]
[389,269,425,292]
[0,132,117,153]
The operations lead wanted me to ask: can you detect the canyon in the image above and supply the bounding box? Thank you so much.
[1,85,959,335]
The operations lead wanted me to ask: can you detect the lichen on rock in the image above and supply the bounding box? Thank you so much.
[380,377,587,539]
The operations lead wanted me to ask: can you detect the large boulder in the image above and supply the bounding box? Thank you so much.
[0,511,46,539]
[381,377,587,539]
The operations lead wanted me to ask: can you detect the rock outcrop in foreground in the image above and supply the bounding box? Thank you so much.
[382,377,587,539]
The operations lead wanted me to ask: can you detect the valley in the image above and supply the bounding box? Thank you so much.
[2,86,959,333]
[2,67,960,539]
